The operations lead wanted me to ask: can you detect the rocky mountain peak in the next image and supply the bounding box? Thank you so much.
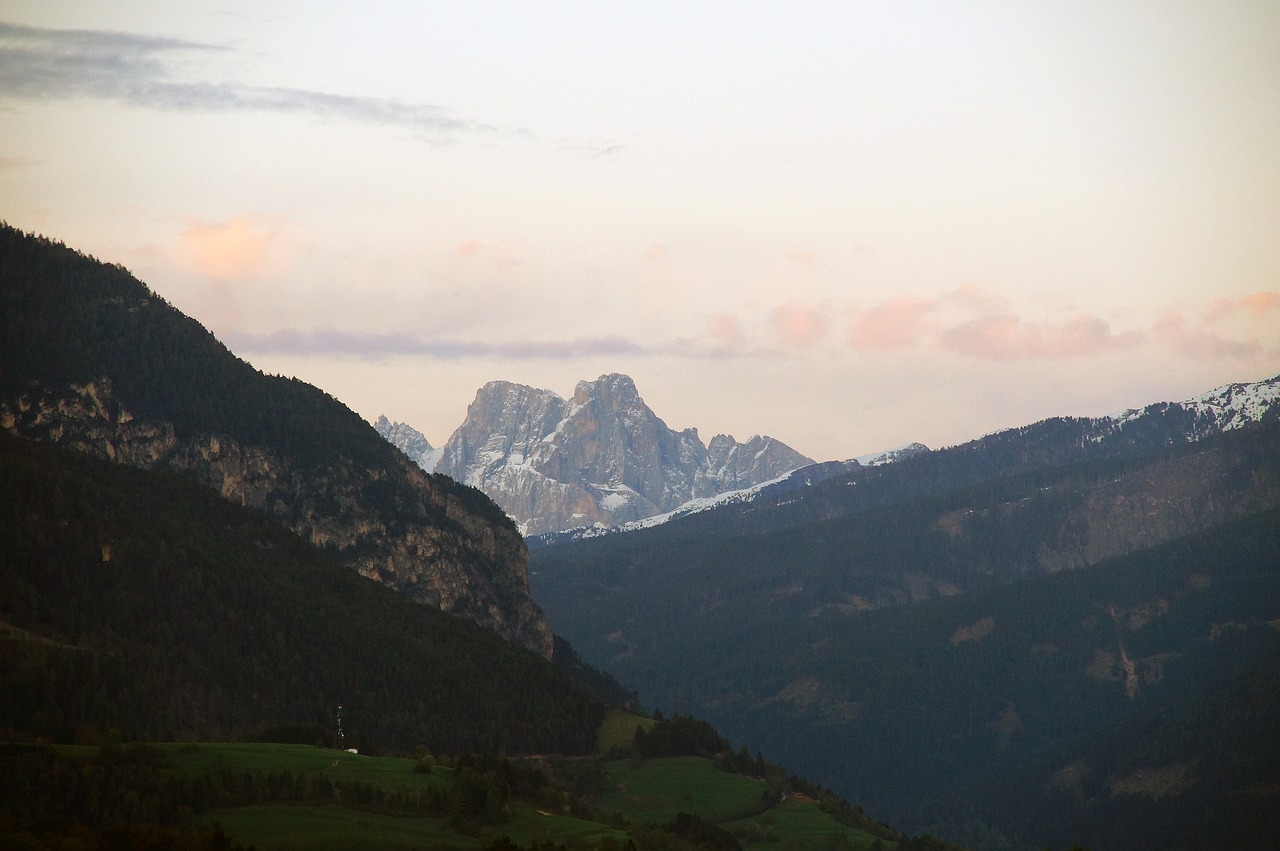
[573,372,640,407]
[374,415,441,471]
[403,374,815,536]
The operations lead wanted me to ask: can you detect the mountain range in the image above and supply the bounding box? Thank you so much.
[6,221,1280,850]
[376,373,815,536]
[530,373,1280,850]
[0,222,929,851]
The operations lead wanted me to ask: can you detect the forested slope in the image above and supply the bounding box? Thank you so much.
[0,224,549,653]
[0,431,602,755]
[532,423,1280,848]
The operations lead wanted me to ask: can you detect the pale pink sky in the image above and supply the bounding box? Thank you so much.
[2,1,1278,460]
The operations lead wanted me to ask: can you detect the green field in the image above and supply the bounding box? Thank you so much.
[599,756,891,850]
[206,802,628,851]
[601,756,767,823]
[595,708,657,754]
[164,742,452,793]
[187,744,894,850]
[724,797,890,850]
[15,741,896,851]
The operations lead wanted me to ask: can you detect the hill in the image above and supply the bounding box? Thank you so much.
[0,430,601,754]
[531,417,1280,849]
[0,223,549,654]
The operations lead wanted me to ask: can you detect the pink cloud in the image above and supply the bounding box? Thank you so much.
[641,243,667,263]
[1201,290,1280,323]
[848,296,937,350]
[454,239,523,266]
[944,282,1008,314]
[1153,310,1261,359]
[180,215,278,279]
[1243,291,1280,315]
[784,249,818,268]
[705,313,745,351]
[769,303,830,349]
[940,312,1141,361]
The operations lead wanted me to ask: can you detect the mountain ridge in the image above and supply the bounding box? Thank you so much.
[378,373,816,536]
[0,224,551,656]
[526,371,1280,847]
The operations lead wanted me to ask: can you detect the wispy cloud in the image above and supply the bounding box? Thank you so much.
[0,21,511,143]
[225,329,655,361]
[0,154,40,169]
[769,303,830,349]
[939,312,1142,361]
[1153,310,1262,360]
[1243,291,1280,315]
[180,215,279,279]
[454,239,526,267]
[1203,290,1280,323]
[704,314,746,352]
[847,295,937,350]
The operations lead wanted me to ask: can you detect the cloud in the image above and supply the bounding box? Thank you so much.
[640,244,667,263]
[0,154,39,169]
[1202,290,1280,323]
[0,21,509,143]
[1153,311,1261,360]
[848,296,937,350]
[939,312,1142,361]
[943,283,1009,314]
[225,329,655,361]
[784,250,818,269]
[705,314,745,352]
[769,303,830,349]
[561,139,624,159]
[1243,291,1280,315]
[180,215,278,279]
[454,239,525,267]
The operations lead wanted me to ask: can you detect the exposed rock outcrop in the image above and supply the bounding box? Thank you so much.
[405,373,815,536]
[2,379,552,658]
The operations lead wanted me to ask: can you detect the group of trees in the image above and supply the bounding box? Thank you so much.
[0,431,603,755]
[533,420,1280,848]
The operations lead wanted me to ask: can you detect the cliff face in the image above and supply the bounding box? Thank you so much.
[0,378,553,657]
[429,374,815,535]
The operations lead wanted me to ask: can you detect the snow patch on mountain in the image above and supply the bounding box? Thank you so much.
[532,442,932,546]
[378,374,816,537]
[1110,375,1280,432]
[374,416,443,472]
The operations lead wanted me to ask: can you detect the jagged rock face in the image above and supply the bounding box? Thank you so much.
[374,415,442,471]
[2,380,553,658]
[428,373,815,536]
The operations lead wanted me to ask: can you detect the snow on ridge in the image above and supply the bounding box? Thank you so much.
[852,442,928,467]
[596,484,640,512]
[420,446,444,473]
[540,444,924,544]
[1106,374,1280,429]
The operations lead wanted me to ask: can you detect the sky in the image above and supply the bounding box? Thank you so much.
[2,1,1279,462]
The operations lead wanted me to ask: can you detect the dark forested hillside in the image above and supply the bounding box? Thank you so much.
[531,422,1280,849]
[0,431,602,755]
[0,223,550,653]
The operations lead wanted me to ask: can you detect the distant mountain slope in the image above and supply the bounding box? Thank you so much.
[0,224,550,655]
[373,414,443,471]
[384,373,815,536]
[531,402,1280,847]
[534,373,1280,550]
[0,431,601,753]
[529,443,930,549]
